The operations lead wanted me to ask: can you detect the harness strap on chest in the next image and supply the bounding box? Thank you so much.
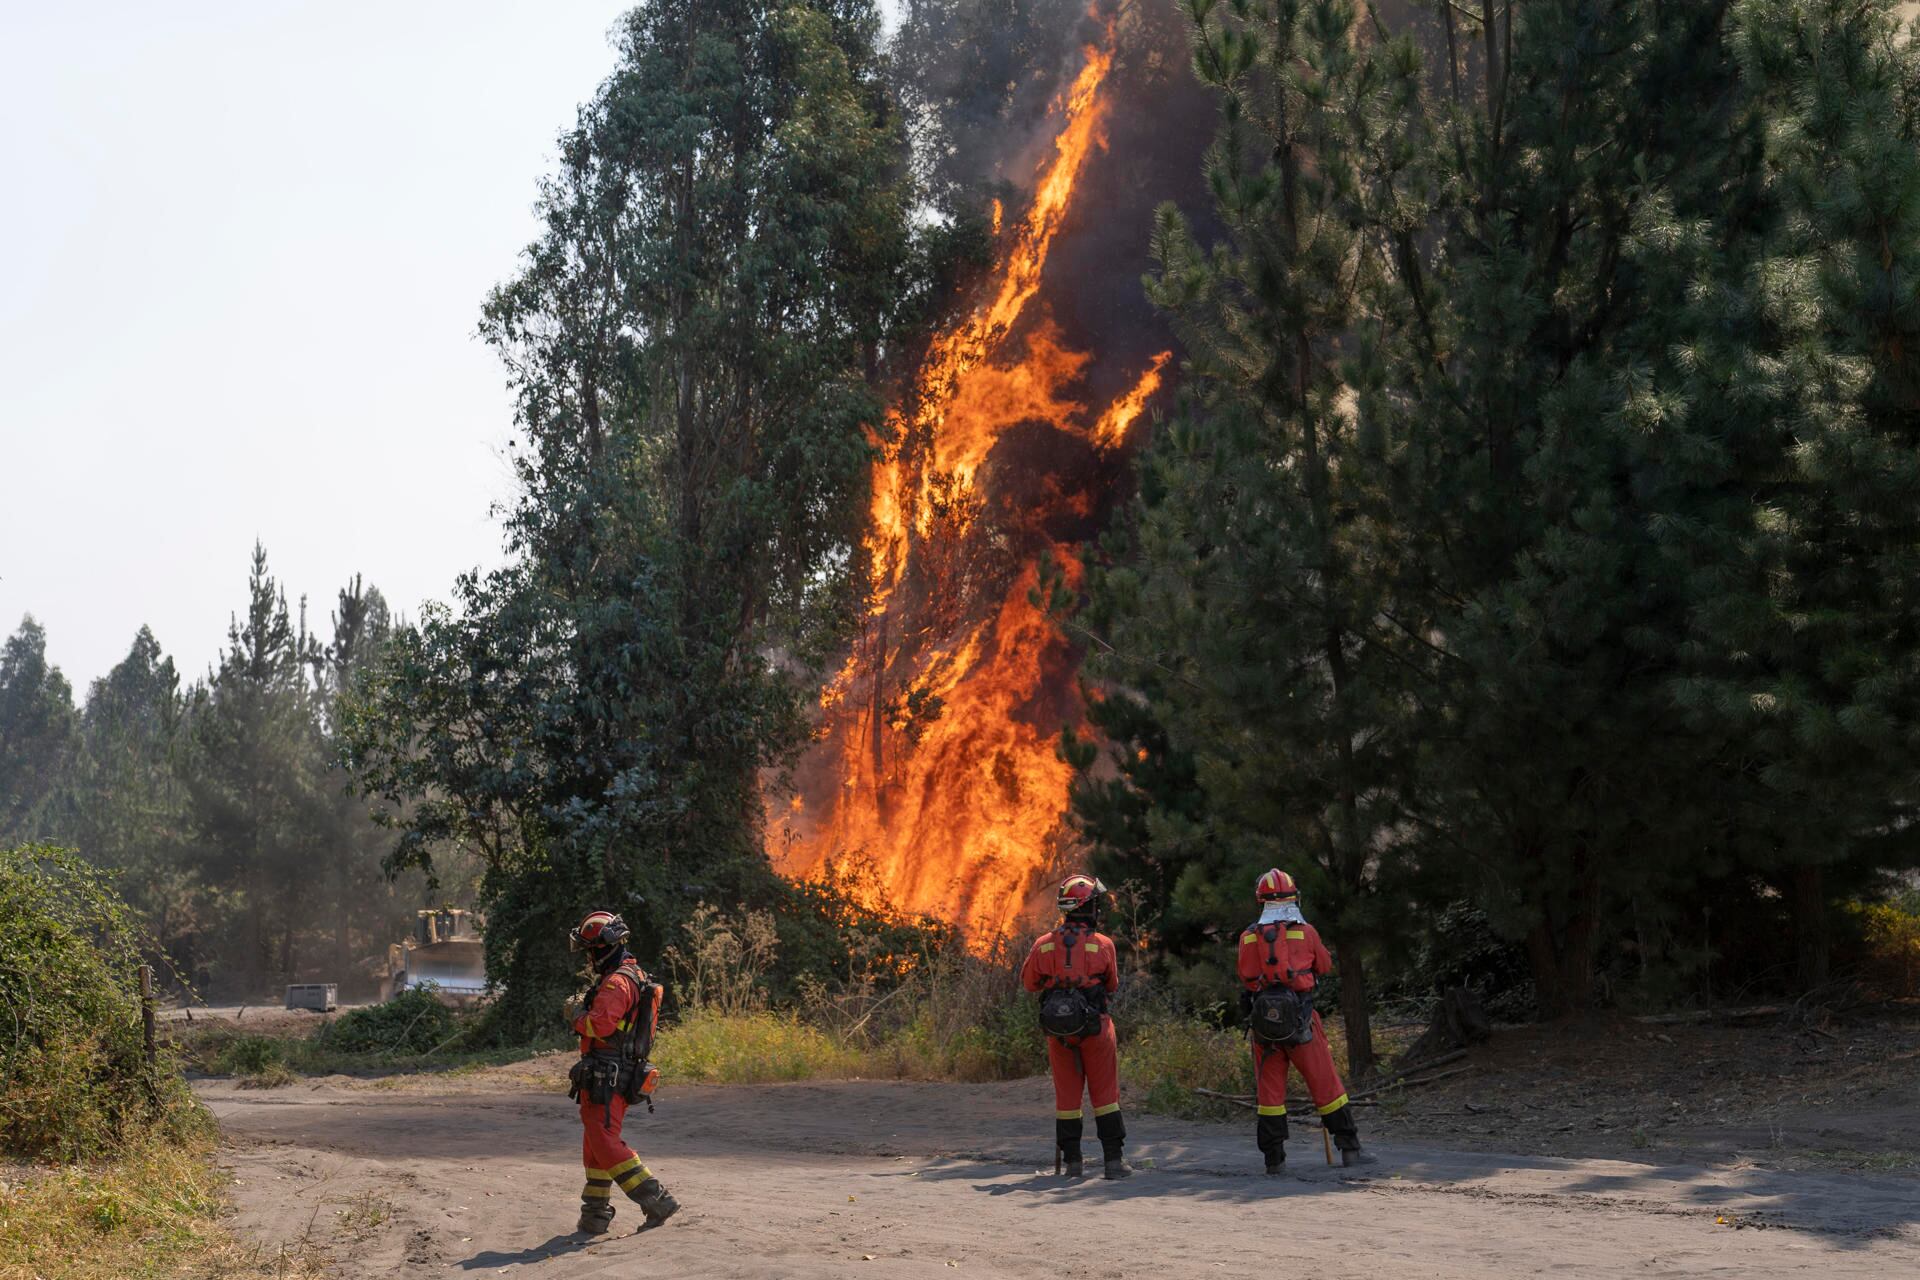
[1260,924,1299,983]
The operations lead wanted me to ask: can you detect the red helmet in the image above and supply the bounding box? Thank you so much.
[569,910,631,953]
[1254,869,1299,903]
[1057,874,1107,917]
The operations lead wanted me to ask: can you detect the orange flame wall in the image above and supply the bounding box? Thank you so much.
[770,21,1172,941]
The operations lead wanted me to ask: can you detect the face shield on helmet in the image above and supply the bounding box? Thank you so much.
[1057,874,1108,920]
[569,910,631,955]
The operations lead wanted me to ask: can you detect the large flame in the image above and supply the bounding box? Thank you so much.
[771,22,1171,940]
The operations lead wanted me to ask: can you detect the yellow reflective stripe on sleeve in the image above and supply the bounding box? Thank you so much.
[1085,942,1101,952]
[1039,942,1055,953]
[1055,1108,1083,1120]
[1316,1093,1350,1115]
[1241,934,1256,945]
[1286,930,1306,940]
[1256,1104,1288,1116]
[607,1156,642,1178]
[1091,1102,1120,1117]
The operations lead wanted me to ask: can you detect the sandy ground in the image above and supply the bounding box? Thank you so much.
[203,1065,1920,1280]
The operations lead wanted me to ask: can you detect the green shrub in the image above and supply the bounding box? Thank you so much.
[1848,900,1920,997]
[1120,1016,1253,1119]
[196,1032,287,1076]
[313,986,463,1056]
[0,845,205,1161]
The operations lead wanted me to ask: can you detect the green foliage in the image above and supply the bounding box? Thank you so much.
[1121,1017,1251,1119]
[312,987,462,1056]
[197,1033,288,1076]
[0,845,205,1161]
[654,1009,868,1083]
[347,0,921,1040]
[1072,0,1920,1025]
[1846,900,1920,998]
[0,618,77,845]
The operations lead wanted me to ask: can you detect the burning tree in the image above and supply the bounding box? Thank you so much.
[770,4,1211,940]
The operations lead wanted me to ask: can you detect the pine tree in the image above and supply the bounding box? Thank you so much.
[1069,0,1431,1074]
[0,616,77,845]
[312,577,401,981]
[1661,0,1920,987]
[183,544,325,993]
[68,627,195,960]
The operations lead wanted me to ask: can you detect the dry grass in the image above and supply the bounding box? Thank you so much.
[0,1136,324,1280]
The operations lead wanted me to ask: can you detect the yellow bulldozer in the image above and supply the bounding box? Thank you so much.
[379,908,488,1003]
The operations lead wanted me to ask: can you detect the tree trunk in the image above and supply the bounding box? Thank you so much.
[1790,863,1831,990]
[336,863,351,986]
[1334,940,1375,1080]
[1526,905,1599,1019]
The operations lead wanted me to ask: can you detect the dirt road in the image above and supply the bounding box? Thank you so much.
[201,1068,1920,1279]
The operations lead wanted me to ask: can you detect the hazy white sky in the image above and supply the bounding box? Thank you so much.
[0,1,649,692]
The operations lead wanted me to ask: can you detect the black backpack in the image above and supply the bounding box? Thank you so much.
[1250,984,1315,1046]
[1039,986,1102,1039]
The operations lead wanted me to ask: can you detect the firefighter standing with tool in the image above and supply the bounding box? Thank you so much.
[1237,870,1375,1172]
[566,910,680,1234]
[1019,874,1132,1180]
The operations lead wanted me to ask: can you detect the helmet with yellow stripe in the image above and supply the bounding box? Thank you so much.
[1254,868,1299,903]
[1057,874,1108,919]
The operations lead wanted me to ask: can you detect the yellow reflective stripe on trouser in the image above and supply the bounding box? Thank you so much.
[1056,1108,1083,1120]
[1316,1093,1350,1115]
[582,1166,613,1199]
[1256,1104,1288,1116]
[1092,1102,1120,1117]
[615,1164,653,1192]
[607,1156,642,1178]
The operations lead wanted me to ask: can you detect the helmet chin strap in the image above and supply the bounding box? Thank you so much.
[591,943,629,974]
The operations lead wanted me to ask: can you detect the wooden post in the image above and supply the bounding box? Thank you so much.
[139,964,156,1071]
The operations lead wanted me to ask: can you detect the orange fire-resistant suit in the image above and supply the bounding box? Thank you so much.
[1237,918,1360,1163]
[572,958,661,1209]
[1020,923,1125,1164]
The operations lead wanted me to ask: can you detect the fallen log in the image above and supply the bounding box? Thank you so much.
[1368,1048,1469,1088]
[1348,1064,1474,1103]
[1633,1005,1782,1026]
[1194,1059,1475,1113]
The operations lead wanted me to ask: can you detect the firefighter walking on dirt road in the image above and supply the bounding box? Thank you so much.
[1237,870,1375,1173]
[566,910,680,1234]
[1020,874,1131,1180]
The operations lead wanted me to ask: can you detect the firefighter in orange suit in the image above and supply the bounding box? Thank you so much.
[567,910,679,1233]
[1237,870,1374,1171]
[1020,874,1131,1179]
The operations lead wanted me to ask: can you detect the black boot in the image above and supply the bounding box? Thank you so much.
[633,1177,680,1226]
[1323,1103,1375,1167]
[1095,1109,1130,1179]
[1056,1114,1084,1178]
[1257,1111,1290,1175]
[577,1199,614,1234]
